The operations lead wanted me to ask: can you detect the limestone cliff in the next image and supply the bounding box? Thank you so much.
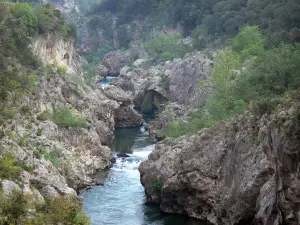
[139,102,300,225]
[0,33,142,203]
[32,33,83,76]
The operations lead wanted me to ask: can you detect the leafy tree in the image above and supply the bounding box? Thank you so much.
[145,32,189,61]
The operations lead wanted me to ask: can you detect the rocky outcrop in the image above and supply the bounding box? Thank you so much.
[147,102,185,139]
[32,33,83,76]
[0,32,144,201]
[139,104,300,225]
[113,52,213,114]
[99,50,132,77]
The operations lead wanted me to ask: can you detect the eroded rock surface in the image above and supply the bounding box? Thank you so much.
[139,105,300,225]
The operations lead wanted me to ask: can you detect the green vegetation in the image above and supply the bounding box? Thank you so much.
[152,181,163,192]
[0,191,91,225]
[36,3,77,40]
[145,33,189,62]
[51,108,88,128]
[164,26,300,138]
[43,147,61,168]
[87,0,300,49]
[0,1,76,125]
[57,65,68,76]
[0,152,22,180]
[37,110,51,121]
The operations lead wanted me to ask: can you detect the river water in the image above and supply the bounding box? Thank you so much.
[80,125,208,225]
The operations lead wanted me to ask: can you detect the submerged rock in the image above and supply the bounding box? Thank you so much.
[117,152,130,157]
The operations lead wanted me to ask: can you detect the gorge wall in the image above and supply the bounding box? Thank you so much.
[139,102,300,225]
[0,33,142,201]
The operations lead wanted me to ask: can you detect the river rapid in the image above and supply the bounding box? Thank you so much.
[80,125,207,225]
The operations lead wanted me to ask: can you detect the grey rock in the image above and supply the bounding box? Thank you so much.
[139,107,300,225]
[1,180,21,196]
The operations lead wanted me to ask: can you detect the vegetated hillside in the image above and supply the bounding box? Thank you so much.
[0,2,93,224]
[87,0,300,48]
[74,0,300,81]
[0,2,76,121]
[147,26,300,139]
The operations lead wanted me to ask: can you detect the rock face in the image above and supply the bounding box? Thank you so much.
[32,33,83,76]
[139,105,300,225]
[114,52,213,114]
[100,50,132,77]
[0,33,143,201]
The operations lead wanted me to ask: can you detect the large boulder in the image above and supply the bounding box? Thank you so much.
[103,85,133,106]
[114,106,143,128]
[101,50,131,76]
[139,105,300,225]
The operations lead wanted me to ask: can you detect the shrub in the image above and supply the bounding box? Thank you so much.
[37,110,50,121]
[152,181,163,192]
[0,190,28,225]
[161,77,170,90]
[51,108,88,128]
[57,65,67,76]
[0,191,91,225]
[0,152,22,180]
[36,127,43,136]
[43,147,61,168]
[230,26,266,59]
[10,2,38,36]
[18,135,28,147]
[145,32,189,62]
[43,196,91,225]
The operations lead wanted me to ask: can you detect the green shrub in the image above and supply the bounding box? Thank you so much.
[37,110,51,121]
[10,2,38,36]
[43,196,91,225]
[36,127,43,136]
[230,26,266,59]
[0,190,28,225]
[43,147,61,168]
[0,152,22,180]
[20,105,31,115]
[51,108,88,128]
[249,98,282,116]
[161,77,170,90]
[57,65,67,76]
[145,32,189,62]
[36,3,77,40]
[70,76,84,87]
[152,181,163,192]
[164,121,186,138]
[0,191,91,225]
[18,135,28,147]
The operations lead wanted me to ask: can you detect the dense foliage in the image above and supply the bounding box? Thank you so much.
[0,191,91,225]
[165,26,300,137]
[87,0,300,48]
[145,33,190,61]
[51,108,89,128]
[0,1,76,124]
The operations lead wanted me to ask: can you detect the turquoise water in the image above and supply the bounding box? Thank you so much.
[99,76,115,88]
[80,126,207,225]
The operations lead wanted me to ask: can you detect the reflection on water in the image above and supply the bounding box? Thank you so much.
[80,126,208,225]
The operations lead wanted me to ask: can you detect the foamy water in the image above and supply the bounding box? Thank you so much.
[80,126,207,225]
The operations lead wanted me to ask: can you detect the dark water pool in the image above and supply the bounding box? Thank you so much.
[80,126,207,225]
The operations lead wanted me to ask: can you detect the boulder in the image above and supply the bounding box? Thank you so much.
[114,106,143,128]
[101,50,131,76]
[103,85,133,106]
[1,180,21,196]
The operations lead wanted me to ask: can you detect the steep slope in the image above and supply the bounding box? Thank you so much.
[139,101,300,225]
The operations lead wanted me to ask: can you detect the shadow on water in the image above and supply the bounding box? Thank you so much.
[80,115,209,225]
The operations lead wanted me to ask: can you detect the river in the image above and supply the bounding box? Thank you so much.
[80,125,208,225]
